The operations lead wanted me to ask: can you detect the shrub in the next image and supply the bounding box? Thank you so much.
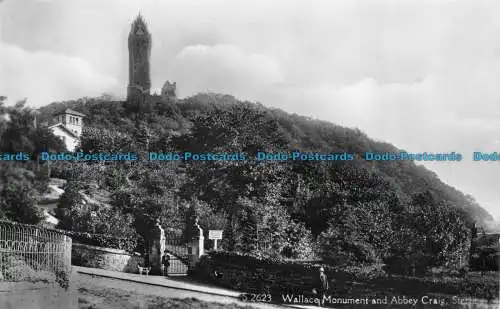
[55,269,70,289]
[340,263,388,281]
[0,165,44,224]
[282,221,317,259]
[67,230,137,252]
[2,255,57,283]
[193,251,325,295]
[54,180,139,252]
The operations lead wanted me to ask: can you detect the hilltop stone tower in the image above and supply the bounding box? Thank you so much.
[127,13,152,103]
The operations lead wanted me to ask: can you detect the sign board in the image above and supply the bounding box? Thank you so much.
[209,230,223,240]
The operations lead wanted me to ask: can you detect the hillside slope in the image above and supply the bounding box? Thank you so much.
[38,93,493,229]
[36,92,499,269]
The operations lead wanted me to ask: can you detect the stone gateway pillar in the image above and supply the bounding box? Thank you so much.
[189,218,204,270]
[149,219,166,275]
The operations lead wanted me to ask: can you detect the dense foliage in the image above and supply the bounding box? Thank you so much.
[469,228,499,271]
[65,230,137,253]
[5,92,495,274]
[0,96,65,224]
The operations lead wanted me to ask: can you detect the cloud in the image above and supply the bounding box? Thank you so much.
[0,41,119,107]
[1,0,500,219]
[170,44,284,99]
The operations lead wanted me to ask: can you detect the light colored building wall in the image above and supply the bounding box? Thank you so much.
[50,126,79,151]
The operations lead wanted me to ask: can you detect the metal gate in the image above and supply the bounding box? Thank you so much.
[164,230,190,275]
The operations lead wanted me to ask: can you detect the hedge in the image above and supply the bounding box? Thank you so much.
[0,219,138,253]
[195,251,498,300]
[63,230,137,253]
[195,251,386,282]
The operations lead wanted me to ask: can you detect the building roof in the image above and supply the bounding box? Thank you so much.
[48,123,79,138]
[54,108,85,117]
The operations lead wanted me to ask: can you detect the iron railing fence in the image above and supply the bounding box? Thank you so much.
[0,220,72,282]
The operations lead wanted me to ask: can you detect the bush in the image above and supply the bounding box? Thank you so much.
[50,161,84,180]
[54,180,139,252]
[282,221,317,259]
[193,251,325,295]
[0,165,44,224]
[197,250,320,270]
[2,255,57,283]
[194,251,317,276]
[66,230,137,252]
[55,269,70,289]
[340,263,388,281]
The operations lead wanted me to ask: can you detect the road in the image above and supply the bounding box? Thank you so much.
[75,272,297,309]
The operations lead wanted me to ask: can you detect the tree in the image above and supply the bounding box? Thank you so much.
[0,96,8,136]
[387,191,471,274]
[411,192,470,268]
[79,127,134,153]
[0,98,64,164]
[55,180,85,230]
[55,179,138,241]
[173,102,288,154]
[109,162,185,241]
[0,99,36,153]
[319,200,392,266]
[282,220,316,259]
[0,163,43,224]
[31,126,66,174]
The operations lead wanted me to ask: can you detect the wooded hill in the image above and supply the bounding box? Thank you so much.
[1,93,495,274]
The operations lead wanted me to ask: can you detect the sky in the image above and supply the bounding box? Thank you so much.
[0,0,499,220]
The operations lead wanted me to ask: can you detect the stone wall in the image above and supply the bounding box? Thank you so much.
[0,282,77,309]
[72,243,144,273]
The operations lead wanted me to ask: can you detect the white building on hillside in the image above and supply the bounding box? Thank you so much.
[48,109,85,152]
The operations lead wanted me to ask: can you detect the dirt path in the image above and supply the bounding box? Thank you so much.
[75,272,290,309]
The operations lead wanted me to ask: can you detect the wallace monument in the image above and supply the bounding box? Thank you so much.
[127,14,176,104]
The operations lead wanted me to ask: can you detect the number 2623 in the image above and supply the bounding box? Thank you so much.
[240,293,272,302]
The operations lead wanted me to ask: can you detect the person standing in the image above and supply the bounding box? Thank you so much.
[161,250,170,277]
[313,266,329,307]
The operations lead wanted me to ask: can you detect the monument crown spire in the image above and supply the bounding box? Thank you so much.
[127,12,152,103]
[130,12,149,34]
